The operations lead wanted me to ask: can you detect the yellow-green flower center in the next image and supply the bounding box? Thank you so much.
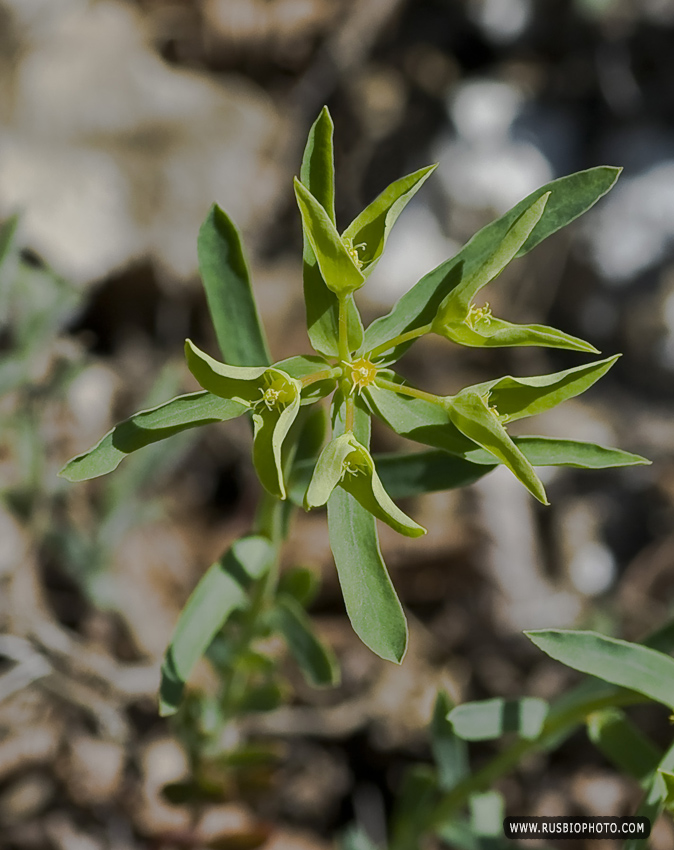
[258,375,293,410]
[466,302,493,329]
[346,357,377,393]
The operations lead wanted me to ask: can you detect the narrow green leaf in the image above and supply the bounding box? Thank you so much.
[364,383,478,456]
[252,386,301,499]
[342,164,437,275]
[470,791,504,838]
[328,488,408,662]
[436,193,550,321]
[447,390,549,504]
[300,106,336,223]
[432,691,469,791]
[197,204,270,366]
[159,536,275,716]
[526,630,674,709]
[239,680,287,713]
[300,109,363,357]
[327,398,407,662]
[448,697,548,741]
[587,708,661,782]
[184,339,267,402]
[438,315,598,353]
[463,436,649,469]
[305,434,355,508]
[60,391,246,482]
[271,594,340,687]
[363,166,621,361]
[475,355,620,423]
[659,769,674,812]
[277,567,320,607]
[390,765,440,850]
[625,741,674,850]
[295,178,365,295]
[367,450,494,499]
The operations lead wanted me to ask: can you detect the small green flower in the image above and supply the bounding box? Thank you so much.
[185,340,302,499]
[305,432,426,538]
[430,192,597,353]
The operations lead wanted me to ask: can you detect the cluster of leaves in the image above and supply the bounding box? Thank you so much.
[62,106,645,692]
[342,623,674,850]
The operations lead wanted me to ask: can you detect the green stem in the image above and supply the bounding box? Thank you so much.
[367,323,433,361]
[345,394,355,432]
[375,376,445,407]
[338,295,350,363]
[427,689,647,833]
[301,368,341,387]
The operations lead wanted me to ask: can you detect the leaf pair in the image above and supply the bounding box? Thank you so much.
[297,106,435,354]
[185,340,308,499]
[430,192,596,354]
[364,355,621,504]
[305,432,426,538]
[364,166,621,364]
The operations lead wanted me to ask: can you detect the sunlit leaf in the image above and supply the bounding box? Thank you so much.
[60,392,246,482]
[434,193,549,322]
[198,204,270,366]
[363,167,621,363]
[342,164,437,275]
[295,178,365,295]
[327,399,408,662]
[446,390,548,504]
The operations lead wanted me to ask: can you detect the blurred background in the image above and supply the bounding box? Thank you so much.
[2,0,674,848]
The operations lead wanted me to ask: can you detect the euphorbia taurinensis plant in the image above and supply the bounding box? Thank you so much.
[61,106,647,717]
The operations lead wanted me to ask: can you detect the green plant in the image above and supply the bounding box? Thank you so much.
[60,107,651,844]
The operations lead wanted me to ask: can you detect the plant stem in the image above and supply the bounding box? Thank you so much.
[301,368,341,387]
[374,376,446,407]
[345,394,355,432]
[367,323,433,361]
[427,688,647,833]
[338,295,350,364]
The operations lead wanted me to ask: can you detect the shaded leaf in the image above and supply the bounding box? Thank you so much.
[60,392,246,482]
[526,630,674,709]
[448,697,548,741]
[432,691,469,792]
[159,537,275,716]
[587,708,661,782]
[271,594,340,687]
[198,204,270,366]
[277,567,320,607]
